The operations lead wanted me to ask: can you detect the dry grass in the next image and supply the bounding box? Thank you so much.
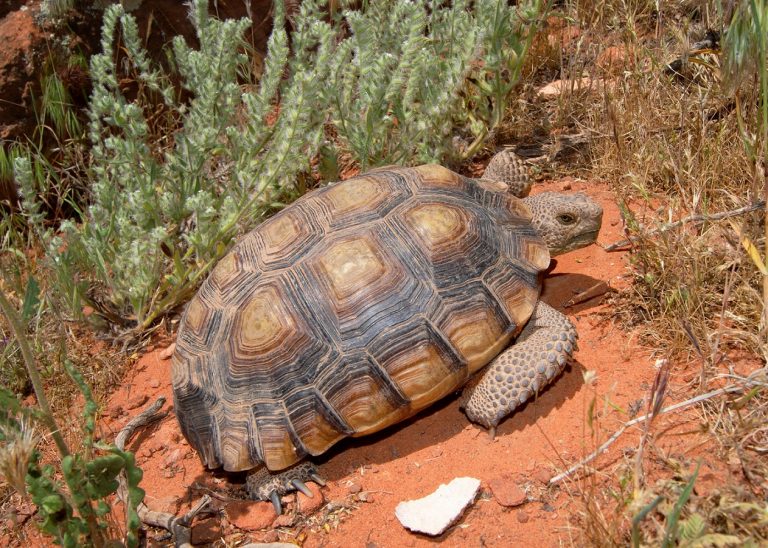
[498,1,768,545]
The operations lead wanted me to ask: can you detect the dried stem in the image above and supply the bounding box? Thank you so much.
[549,382,755,486]
[0,287,69,457]
[115,397,211,548]
[604,200,765,252]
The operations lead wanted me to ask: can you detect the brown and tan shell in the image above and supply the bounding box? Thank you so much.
[172,164,550,472]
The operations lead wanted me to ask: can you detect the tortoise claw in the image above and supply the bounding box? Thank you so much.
[270,490,282,515]
[310,472,326,487]
[291,479,313,498]
[488,426,496,440]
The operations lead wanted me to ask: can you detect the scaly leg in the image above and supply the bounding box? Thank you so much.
[460,301,577,433]
[246,462,326,514]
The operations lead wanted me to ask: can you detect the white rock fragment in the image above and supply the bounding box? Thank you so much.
[395,477,481,536]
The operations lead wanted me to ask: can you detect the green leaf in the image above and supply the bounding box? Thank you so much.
[21,276,40,323]
[662,462,701,548]
[85,454,124,497]
[680,513,706,540]
[632,494,664,548]
[41,494,65,514]
[95,500,111,517]
[61,455,75,478]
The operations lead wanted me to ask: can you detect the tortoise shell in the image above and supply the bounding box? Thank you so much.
[172,164,550,472]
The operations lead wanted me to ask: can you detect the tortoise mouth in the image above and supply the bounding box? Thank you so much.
[552,229,601,256]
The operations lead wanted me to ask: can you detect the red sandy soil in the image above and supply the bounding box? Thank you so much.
[97,179,663,547]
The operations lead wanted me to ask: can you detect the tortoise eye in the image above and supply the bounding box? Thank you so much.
[557,213,577,225]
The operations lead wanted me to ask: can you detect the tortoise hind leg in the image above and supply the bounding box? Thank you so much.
[460,301,577,433]
[246,462,326,514]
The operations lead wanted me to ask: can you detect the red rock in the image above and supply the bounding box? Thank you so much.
[191,517,222,544]
[347,481,363,494]
[149,440,165,454]
[297,482,325,514]
[273,513,296,527]
[259,529,280,543]
[125,394,149,410]
[516,511,529,523]
[357,491,374,503]
[488,476,527,507]
[107,406,123,419]
[159,342,176,360]
[148,378,160,388]
[533,467,552,484]
[227,500,277,531]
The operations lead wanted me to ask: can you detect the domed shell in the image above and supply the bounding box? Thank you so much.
[172,164,550,472]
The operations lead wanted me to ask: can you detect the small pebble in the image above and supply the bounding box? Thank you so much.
[190,517,222,544]
[488,477,527,507]
[533,467,552,484]
[297,482,325,514]
[159,342,176,360]
[517,511,529,523]
[107,406,123,419]
[273,513,296,527]
[227,500,277,531]
[357,491,373,503]
[126,394,149,410]
[347,482,363,495]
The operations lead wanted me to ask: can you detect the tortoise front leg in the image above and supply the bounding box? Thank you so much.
[460,301,577,435]
[246,462,326,514]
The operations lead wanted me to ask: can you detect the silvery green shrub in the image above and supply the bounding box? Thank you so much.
[15,0,542,331]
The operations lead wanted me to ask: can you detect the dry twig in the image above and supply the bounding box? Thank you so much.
[604,201,765,251]
[115,397,212,548]
[549,382,756,486]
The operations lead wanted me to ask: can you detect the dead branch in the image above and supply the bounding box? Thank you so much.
[115,397,212,548]
[563,280,614,308]
[548,382,755,486]
[604,200,765,252]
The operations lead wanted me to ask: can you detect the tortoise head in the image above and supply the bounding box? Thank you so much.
[522,192,603,256]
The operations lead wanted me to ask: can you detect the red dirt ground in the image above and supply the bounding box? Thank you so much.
[91,178,663,547]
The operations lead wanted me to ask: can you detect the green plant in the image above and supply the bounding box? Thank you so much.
[0,286,144,547]
[15,0,542,333]
[721,0,768,344]
[630,464,699,548]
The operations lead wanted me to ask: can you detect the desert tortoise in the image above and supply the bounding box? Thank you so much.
[172,151,603,510]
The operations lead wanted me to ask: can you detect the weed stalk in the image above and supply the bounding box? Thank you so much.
[0,287,69,457]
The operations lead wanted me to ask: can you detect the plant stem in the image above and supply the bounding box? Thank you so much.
[0,288,70,457]
[757,0,768,342]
